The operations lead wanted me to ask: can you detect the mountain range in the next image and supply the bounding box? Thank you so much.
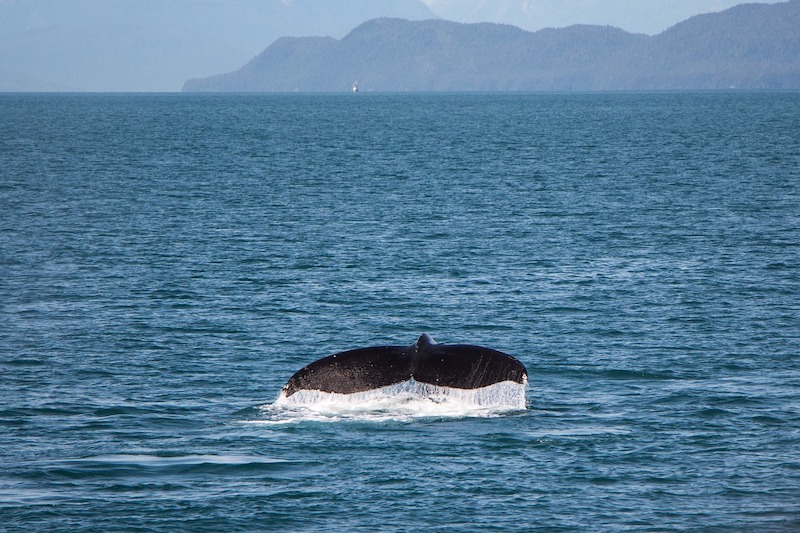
[184,0,800,92]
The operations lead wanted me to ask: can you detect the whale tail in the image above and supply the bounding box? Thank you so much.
[281,334,527,398]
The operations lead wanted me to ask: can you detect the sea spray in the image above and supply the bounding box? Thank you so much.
[254,379,527,424]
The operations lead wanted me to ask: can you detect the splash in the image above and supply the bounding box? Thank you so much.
[251,378,527,424]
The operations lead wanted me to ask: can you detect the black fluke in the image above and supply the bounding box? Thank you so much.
[281,334,527,397]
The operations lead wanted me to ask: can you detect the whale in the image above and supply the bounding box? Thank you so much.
[281,334,527,397]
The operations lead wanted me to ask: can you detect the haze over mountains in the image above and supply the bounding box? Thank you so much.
[0,0,435,91]
[422,0,784,36]
[185,1,800,92]
[0,0,794,92]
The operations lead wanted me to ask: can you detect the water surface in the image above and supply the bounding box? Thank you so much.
[1,92,799,531]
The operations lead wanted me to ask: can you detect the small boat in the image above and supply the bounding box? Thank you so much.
[352,81,358,93]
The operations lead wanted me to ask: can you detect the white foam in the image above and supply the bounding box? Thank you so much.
[252,379,527,424]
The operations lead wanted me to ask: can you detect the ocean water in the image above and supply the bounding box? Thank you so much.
[1,92,799,531]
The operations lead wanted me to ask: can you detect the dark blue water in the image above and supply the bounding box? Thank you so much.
[2,92,799,531]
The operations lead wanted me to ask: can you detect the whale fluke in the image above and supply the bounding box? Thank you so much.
[281,334,527,397]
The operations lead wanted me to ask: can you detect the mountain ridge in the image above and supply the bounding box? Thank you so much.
[184,0,800,92]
